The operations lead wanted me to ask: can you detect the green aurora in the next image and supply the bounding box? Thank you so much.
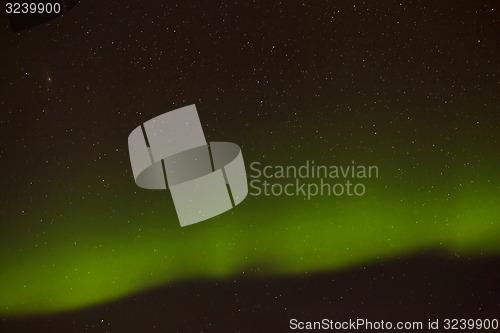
[1,135,499,317]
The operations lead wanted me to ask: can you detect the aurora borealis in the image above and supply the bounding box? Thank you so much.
[0,0,499,331]
[1,147,499,316]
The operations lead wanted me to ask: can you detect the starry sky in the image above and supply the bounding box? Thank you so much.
[0,0,499,331]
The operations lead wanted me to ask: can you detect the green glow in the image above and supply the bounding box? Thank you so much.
[1,168,499,316]
[1,126,499,316]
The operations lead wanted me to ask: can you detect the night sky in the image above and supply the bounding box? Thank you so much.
[0,1,499,332]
